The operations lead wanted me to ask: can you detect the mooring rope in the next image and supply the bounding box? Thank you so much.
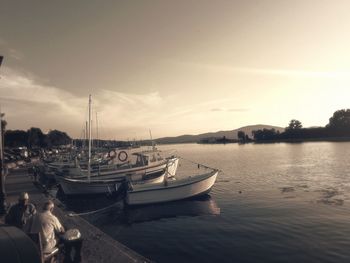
[67,201,122,217]
[67,156,220,217]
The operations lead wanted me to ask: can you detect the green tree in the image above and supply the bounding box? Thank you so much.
[4,130,28,147]
[327,109,350,130]
[27,127,45,148]
[237,131,246,141]
[252,128,278,141]
[47,130,71,146]
[286,119,302,130]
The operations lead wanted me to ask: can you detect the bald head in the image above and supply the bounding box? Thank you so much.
[43,200,54,212]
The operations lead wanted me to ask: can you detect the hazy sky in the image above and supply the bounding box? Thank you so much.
[1,0,350,140]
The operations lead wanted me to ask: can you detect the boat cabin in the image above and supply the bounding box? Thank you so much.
[133,151,164,167]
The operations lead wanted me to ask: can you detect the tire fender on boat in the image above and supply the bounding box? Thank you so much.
[108,150,117,158]
[118,151,128,162]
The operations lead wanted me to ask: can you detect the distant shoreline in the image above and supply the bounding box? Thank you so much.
[157,137,350,145]
[253,137,350,144]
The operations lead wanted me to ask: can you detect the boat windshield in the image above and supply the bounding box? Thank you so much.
[135,154,148,166]
[149,152,164,163]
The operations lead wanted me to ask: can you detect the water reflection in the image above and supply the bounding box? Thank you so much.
[52,143,350,263]
[87,195,220,226]
[56,191,123,213]
[123,195,220,224]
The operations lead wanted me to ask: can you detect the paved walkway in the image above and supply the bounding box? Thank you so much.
[0,167,151,263]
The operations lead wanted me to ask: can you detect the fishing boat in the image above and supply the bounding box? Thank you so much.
[58,169,167,195]
[57,155,179,195]
[57,95,179,195]
[126,168,218,205]
[62,150,178,180]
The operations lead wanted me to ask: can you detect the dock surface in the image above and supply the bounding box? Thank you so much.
[0,167,151,263]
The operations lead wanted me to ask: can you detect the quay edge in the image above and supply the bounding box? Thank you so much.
[0,166,152,263]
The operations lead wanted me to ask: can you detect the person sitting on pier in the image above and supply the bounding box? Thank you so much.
[5,192,36,230]
[29,200,65,253]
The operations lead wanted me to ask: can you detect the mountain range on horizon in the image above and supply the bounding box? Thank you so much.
[155,124,285,144]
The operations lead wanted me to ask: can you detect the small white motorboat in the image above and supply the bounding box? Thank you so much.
[126,168,218,206]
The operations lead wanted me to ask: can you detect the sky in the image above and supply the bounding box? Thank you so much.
[1,0,350,140]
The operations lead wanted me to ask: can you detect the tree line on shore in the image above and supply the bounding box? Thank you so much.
[2,109,350,147]
[238,109,350,142]
[4,127,71,148]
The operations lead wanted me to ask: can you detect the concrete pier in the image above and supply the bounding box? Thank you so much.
[0,167,151,263]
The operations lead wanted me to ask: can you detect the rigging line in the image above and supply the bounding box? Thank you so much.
[178,156,222,173]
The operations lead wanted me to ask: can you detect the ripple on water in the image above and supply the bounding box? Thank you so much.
[314,187,345,206]
[66,142,350,263]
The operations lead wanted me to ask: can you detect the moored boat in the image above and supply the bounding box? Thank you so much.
[126,168,218,205]
[61,151,178,179]
[57,155,179,195]
[58,169,167,195]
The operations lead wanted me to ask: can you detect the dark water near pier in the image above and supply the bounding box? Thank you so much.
[73,142,350,263]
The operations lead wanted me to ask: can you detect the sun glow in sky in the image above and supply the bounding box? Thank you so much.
[1,0,350,140]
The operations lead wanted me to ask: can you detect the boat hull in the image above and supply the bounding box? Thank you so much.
[58,157,179,180]
[126,170,218,205]
[58,178,122,195]
[58,171,165,195]
[58,158,179,195]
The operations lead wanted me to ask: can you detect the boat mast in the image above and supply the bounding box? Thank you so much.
[149,129,155,151]
[0,107,3,165]
[85,121,88,149]
[96,111,99,148]
[88,94,92,182]
[0,56,7,214]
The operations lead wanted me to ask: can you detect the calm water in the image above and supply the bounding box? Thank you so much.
[78,142,350,263]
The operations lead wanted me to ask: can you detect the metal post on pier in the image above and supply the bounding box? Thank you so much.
[0,55,7,215]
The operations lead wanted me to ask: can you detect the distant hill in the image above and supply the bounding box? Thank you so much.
[155,125,285,144]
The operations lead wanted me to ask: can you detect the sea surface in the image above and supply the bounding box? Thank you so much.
[65,142,350,263]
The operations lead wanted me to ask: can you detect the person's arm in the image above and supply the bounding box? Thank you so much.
[4,206,14,224]
[23,216,33,233]
[30,204,37,216]
[53,216,65,234]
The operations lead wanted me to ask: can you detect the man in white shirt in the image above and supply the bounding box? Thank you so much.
[29,200,65,253]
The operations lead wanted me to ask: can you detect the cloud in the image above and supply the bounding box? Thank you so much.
[0,67,86,115]
[0,40,23,60]
[9,48,23,60]
[0,67,172,139]
[234,67,350,78]
[0,67,247,139]
[170,60,350,79]
[211,107,249,112]
[228,108,249,112]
